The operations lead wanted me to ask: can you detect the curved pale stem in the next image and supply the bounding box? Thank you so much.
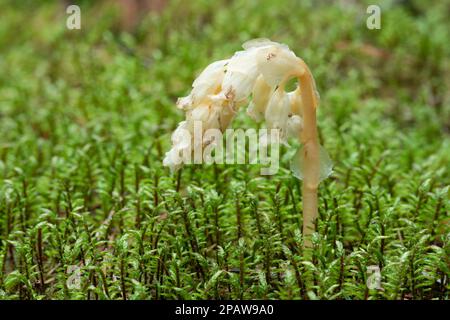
[296,60,320,249]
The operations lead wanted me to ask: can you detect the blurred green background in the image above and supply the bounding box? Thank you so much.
[0,0,448,300]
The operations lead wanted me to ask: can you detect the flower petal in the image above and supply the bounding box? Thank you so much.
[222,50,260,101]
[264,89,290,140]
[242,38,283,50]
[290,144,333,182]
[256,46,302,86]
[247,75,273,121]
[287,114,303,138]
[191,59,229,105]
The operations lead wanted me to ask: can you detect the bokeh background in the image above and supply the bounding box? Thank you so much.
[0,0,448,300]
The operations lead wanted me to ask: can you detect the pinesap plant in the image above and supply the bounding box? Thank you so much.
[164,39,332,247]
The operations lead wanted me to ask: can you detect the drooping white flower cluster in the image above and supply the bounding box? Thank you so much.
[163,39,320,172]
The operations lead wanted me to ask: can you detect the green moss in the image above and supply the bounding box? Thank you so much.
[0,0,448,300]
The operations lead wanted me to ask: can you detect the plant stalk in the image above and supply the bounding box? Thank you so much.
[296,60,320,248]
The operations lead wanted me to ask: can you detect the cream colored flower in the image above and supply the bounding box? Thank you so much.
[162,38,331,249]
[256,45,303,87]
[247,74,273,121]
[177,59,229,110]
[163,38,311,172]
[287,87,303,117]
[287,114,303,138]
[162,121,191,171]
[264,88,291,141]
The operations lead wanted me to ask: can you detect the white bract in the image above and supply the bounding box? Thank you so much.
[163,38,332,178]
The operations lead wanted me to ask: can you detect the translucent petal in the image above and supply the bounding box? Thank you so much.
[242,38,280,50]
[247,75,273,121]
[222,51,259,101]
[191,59,229,105]
[192,59,229,87]
[287,115,303,138]
[256,46,301,87]
[171,121,190,149]
[189,104,210,122]
[222,70,256,101]
[176,95,193,110]
[264,89,290,138]
[287,87,303,116]
[290,144,333,182]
